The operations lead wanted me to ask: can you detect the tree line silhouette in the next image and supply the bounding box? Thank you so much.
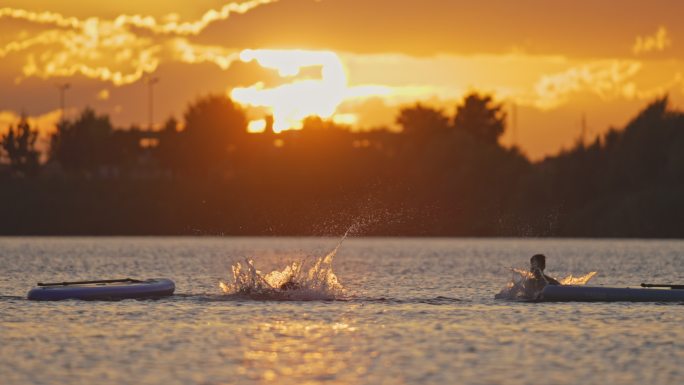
[1,92,683,237]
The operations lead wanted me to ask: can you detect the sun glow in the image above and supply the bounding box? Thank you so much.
[231,49,388,133]
[247,119,267,133]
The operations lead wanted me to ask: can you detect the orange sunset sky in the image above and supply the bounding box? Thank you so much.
[1,0,684,159]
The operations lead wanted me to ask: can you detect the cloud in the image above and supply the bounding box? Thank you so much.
[230,49,684,133]
[533,61,642,109]
[18,31,162,86]
[0,8,81,29]
[112,0,278,35]
[0,1,277,35]
[633,26,671,55]
[171,39,241,70]
[0,1,277,85]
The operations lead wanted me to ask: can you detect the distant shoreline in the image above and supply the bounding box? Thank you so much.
[1,234,682,240]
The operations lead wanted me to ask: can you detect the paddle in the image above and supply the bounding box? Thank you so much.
[641,283,684,290]
[37,278,143,287]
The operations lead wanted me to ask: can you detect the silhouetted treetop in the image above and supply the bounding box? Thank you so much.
[626,95,669,129]
[183,94,247,141]
[162,116,179,133]
[176,95,248,171]
[453,93,506,144]
[1,113,39,177]
[50,108,117,173]
[396,103,449,135]
[602,95,681,189]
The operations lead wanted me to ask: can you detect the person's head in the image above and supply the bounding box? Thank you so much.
[530,254,546,270]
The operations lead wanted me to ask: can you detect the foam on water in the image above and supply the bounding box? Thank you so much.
[219,230,350,301]
[495,268,598,300]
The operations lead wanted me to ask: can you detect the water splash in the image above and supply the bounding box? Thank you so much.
[495,268,597,300]
[558,271,598,285]
[219,229,351,300]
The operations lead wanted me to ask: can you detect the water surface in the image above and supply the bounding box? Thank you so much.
[1,237,683,385]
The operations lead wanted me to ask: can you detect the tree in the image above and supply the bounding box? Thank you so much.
[396,103,450,136]
[49,108,117,173]
[180,95,248,170]
[184,95,247,142]
[453,93,506,144]
[161,116,179,133]
[156,116,182,171]
[1,114,39,177]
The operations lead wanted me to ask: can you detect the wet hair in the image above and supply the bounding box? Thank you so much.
[530,254,546,270]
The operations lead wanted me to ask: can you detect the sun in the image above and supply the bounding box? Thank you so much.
[229,49,349,133]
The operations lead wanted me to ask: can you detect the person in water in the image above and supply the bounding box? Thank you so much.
[527,254,560,295]
[279,279,300,291]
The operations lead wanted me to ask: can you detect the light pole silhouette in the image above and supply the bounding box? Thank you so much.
[580,112,588,145]
[145,75,159,130]
[56,83,70,124]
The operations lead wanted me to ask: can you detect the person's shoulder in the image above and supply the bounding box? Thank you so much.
[545,275,561,285]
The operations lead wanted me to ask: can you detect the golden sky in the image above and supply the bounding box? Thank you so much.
[1,0,683,159]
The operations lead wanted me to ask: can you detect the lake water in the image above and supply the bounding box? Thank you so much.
[1,237,683,385]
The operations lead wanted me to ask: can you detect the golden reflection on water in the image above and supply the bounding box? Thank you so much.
[236,319,370,384]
